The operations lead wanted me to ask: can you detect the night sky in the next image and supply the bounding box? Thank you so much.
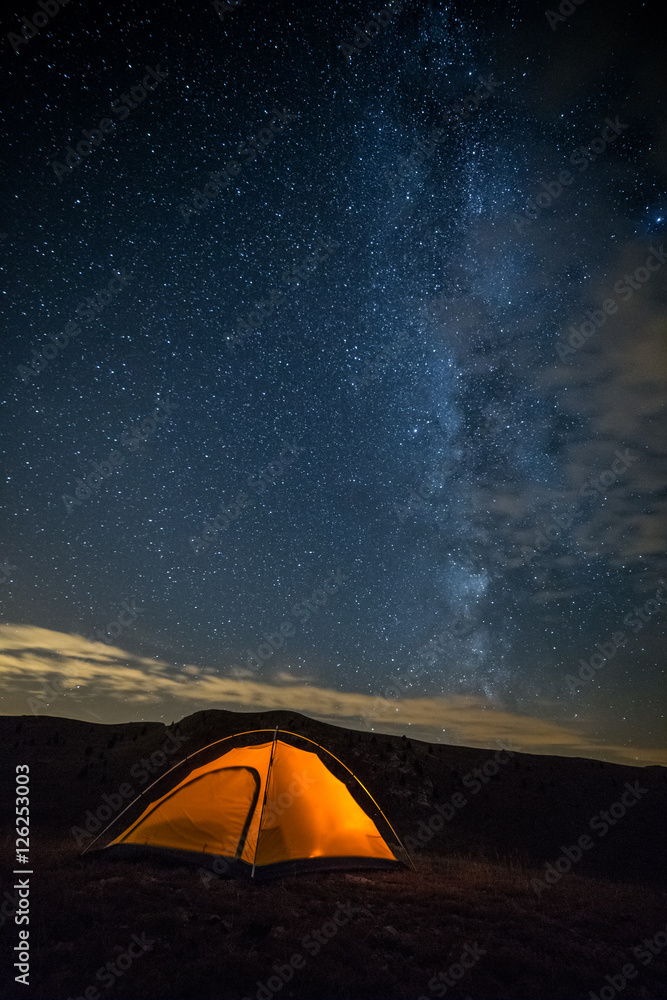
[1,0,665,765]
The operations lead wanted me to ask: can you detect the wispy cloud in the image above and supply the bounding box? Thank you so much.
[1,625,664,767]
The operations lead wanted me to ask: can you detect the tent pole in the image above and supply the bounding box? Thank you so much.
[251,725,279,879]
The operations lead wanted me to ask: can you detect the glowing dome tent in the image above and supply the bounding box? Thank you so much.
[85,729,409,879]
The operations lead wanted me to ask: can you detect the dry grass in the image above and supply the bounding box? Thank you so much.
[1,835,665,1000]
[1,710,665,998]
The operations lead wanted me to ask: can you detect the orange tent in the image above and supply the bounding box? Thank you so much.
[88,729,408,879]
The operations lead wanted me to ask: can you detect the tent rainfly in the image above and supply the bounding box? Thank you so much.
[84,728,410,879]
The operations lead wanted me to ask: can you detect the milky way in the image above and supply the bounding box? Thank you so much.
[1,0,665,761]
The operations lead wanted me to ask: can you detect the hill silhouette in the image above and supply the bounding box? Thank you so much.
[0,710,665,999]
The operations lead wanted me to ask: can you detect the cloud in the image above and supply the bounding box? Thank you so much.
[1,624,664,767]
[274,670,311,684]
[539,240,667,570]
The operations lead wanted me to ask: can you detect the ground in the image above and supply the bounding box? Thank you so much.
[0,710,665,999]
